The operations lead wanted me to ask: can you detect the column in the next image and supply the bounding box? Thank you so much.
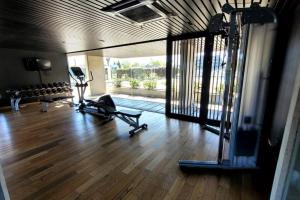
[86,55,107,96]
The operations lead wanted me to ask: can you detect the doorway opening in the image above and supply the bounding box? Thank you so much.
[104,56,166,113]
[67,40,167,114]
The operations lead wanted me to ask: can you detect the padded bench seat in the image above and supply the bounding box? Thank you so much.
[117,109,142,117]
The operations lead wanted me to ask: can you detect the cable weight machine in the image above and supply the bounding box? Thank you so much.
[179,3,277,170]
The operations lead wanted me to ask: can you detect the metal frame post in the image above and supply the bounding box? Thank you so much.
[199,34,215,125]
[217,12,238,164]
[165,38,173,116]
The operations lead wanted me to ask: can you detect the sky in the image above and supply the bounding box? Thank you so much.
[104,56,166,67]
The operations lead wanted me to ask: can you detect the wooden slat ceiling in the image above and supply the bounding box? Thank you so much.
[0,0,277,56]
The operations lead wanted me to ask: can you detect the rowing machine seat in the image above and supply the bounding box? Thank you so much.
[117,110,142,117]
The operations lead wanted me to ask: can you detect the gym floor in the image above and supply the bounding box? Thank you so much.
[0,103,265,200]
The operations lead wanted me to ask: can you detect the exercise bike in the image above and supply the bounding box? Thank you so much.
[69,67,147,135]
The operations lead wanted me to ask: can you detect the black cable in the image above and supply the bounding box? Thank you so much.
[38,70,43,84]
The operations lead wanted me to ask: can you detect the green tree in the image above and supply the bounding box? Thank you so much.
[150,60,164,68]
[143,80,157,90]
[129,79,140,89]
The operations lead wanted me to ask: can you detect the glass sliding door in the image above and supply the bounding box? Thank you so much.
[166,33,228,126]
[167,37,205,119]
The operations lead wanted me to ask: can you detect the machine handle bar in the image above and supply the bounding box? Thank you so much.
[69,70,93,85]
[69,71,79,84]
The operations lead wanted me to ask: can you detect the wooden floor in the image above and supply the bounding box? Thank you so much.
[0,103,266,200]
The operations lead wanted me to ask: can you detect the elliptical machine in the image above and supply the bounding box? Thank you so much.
[69,67,148,135]
[69,66,94,111]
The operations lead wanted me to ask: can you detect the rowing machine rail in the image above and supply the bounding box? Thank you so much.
[115,112,148,135]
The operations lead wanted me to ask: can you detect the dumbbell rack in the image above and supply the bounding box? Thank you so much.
[6,82,73,111]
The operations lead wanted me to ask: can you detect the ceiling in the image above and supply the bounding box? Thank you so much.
[0,0,278,55]
[75,40,167,58]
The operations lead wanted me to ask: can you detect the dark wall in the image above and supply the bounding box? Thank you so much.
[0,183,4,200]
[269,7,300,145]
[257,1,300,197]
[0,48,69,106]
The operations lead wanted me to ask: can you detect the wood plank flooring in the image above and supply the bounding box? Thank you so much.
[0,103,266,200]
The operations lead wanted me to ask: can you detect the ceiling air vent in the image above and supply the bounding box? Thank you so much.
[101,0,174,24]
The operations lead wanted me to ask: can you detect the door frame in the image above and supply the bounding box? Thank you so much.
[165,31,221,125]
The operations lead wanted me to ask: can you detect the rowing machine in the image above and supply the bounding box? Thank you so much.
[69,67,148,135]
